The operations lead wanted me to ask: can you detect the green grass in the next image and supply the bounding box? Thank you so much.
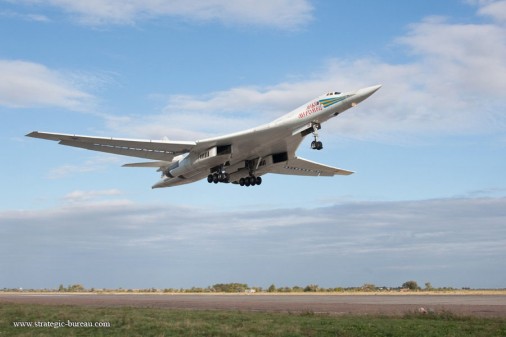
[1,303,505,337]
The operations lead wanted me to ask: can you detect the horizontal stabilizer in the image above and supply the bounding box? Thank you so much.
[265,157,354,177]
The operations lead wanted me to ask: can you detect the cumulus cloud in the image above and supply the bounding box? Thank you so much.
[397,16,506,97]
[8,2,504,142]
[106,84,312,140]
[17,0,313,29]
[107,4,506,141]
[63,189,123,203]
[0,60,95,111]
[476,0,506,22]
[46,155,121,179]
[0,10,50,22]
[0,196,505,288]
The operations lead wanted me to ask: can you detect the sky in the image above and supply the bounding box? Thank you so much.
[0,0,505,290]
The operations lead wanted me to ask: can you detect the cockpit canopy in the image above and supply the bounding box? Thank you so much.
[325,91,341,96]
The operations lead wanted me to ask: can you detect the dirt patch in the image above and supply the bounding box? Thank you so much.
[1,293,505,317]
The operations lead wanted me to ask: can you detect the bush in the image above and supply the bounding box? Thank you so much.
[402,281,420,291]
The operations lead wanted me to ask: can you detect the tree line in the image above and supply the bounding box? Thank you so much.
[3,280,482,293]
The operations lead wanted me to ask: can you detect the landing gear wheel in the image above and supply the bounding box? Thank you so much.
[207,174,213,183]
[311,140,323,150]
[236,175,262,187]
[213,173,219,184]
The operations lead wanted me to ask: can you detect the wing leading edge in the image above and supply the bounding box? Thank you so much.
[26,131,196,161]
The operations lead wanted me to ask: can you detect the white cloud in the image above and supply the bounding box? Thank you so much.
[19,0,313,29]
[1,196,505,288]
[106,84,313,139]
[0,10,50,22]
[397,16,506,97]
[108,4,506,141]
[477,0,506,22]
[0,60,94,111]
[7,2,504,143]
[63,189,123,203]
[46,155,121,179]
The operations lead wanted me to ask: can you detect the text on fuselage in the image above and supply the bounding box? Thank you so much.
[298,101,323,119]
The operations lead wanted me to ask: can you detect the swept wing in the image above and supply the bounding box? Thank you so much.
[26,131,195,161]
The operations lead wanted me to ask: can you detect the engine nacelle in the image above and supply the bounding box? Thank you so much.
[165,155,193,178]
[164,144,232,179]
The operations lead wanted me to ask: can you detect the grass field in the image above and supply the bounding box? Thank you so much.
[1,303,505,337]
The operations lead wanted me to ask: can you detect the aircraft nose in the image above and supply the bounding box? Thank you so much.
[350,84,382,106]
[356,84,382,98]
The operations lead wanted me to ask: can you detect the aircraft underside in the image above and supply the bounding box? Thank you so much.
[157,126,332,188]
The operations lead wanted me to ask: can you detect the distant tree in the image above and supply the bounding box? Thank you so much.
[58,284,65,292]
[188,287,206,293]
[361,283,376,292]
[212,283,248,293]
[303,284,320,292]
[402,281,420,291]
[67,284,85,292]
[424,282,433,291]
[267,284,277,293]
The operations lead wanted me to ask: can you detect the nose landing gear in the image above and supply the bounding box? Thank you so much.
[311,140,323,150]
[310,122,323,150]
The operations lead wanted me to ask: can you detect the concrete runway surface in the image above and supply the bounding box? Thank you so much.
[1,293,505,317]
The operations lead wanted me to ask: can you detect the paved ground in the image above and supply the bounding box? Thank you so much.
[1,293,505,317]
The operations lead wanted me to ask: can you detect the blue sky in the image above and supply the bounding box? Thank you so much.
[1,0,505,290]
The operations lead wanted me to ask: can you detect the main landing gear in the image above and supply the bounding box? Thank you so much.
[237,159,262,187]
[207,161,263,187]
[207,172,229,184]
[239,176,262,187]
[310,122,323,150]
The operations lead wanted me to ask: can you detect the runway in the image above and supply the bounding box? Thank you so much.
[1,293,505,317]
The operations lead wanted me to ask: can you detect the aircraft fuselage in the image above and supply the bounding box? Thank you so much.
[153,85,381,188]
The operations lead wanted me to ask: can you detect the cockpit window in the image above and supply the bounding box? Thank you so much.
[326,92,342,96]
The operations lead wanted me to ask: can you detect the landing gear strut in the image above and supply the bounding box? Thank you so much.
[310,122,323,150]
[237,160,262,187]
[207,165,230,184]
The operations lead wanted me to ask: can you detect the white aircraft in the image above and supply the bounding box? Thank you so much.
[27,85,381,188]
